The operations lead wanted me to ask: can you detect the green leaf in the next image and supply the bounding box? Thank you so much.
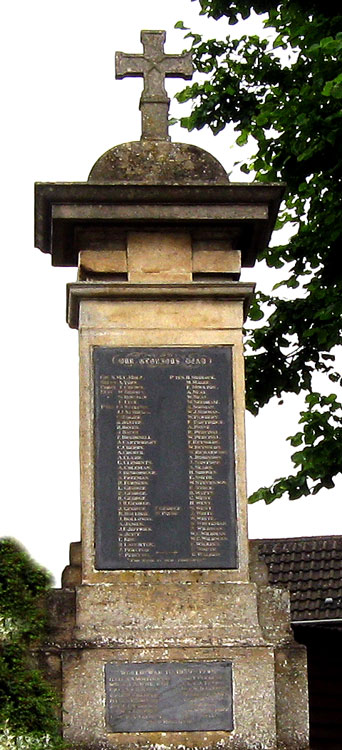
[289,432,304,447]
[236,130,248,146]
[273,33,286,49]
[331,86,342,99]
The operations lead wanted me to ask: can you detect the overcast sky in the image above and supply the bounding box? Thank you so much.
[1,0,341,584]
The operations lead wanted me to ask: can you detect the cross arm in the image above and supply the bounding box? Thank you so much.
[115,52,145,79]
[163,53,193,80]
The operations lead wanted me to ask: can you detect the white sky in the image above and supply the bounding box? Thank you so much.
[1,0,341,585]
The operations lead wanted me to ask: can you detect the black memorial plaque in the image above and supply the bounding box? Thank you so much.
[94,347,237,569]
[105,661,233,732]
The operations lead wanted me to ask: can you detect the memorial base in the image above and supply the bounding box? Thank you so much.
[39,542,310,750]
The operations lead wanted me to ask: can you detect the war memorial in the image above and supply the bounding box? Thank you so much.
[35,30,310,750]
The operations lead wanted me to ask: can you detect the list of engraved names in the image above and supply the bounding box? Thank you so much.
[94,347,237,569]
[100,374,156,561]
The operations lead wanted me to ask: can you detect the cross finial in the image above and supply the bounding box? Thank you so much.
[115,30,193,141]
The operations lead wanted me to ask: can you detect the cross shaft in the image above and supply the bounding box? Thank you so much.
[116,30,193,141]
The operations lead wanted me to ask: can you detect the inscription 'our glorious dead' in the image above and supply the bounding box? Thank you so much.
[94,347,237,570]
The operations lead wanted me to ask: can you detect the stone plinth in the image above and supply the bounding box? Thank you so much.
[42,563,309,750]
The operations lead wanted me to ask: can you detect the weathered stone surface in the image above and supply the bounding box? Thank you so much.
[34,182,284,267]
[70,540,82,566]
[79,296,246,330]
[61,564,81,588]
[79,249,127,274]
[77,235,242,280]
[67,284,253,331]
[193,249,241,275]
[41,578,309,748]
[35,649,62,703]
[116,31,193,142]
[61,541,82,587]
[62,646,278,749]
[74,582,264,647]
[45,589,76,643]
[75,227,126,254]
[88,141,230,185]
[127,232,192,282]
[249,539,270,585]
[257,585,293,644]
[275,646,310,749]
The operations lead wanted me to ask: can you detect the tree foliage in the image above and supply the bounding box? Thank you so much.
[176,0,342,502]
[0,539,63,749]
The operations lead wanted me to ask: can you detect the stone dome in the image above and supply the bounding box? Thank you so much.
[88,140,229,185]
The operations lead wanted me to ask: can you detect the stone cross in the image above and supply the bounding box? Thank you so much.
[115,30,193,141]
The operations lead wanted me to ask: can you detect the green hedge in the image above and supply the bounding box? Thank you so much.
[0,539,64,749]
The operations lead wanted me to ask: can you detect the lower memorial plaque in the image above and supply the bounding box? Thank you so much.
[105,661,233,732]
[94,346,237,569]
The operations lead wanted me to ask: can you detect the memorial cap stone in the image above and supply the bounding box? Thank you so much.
[35,29,284,267]
[89,29,228,185]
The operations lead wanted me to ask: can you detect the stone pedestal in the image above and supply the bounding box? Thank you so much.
[35,42,309,749]
[45,541,309,750]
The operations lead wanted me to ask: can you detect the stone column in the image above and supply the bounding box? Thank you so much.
[34,40,309,750]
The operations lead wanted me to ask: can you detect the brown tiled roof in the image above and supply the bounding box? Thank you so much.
[256,536,342,622]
